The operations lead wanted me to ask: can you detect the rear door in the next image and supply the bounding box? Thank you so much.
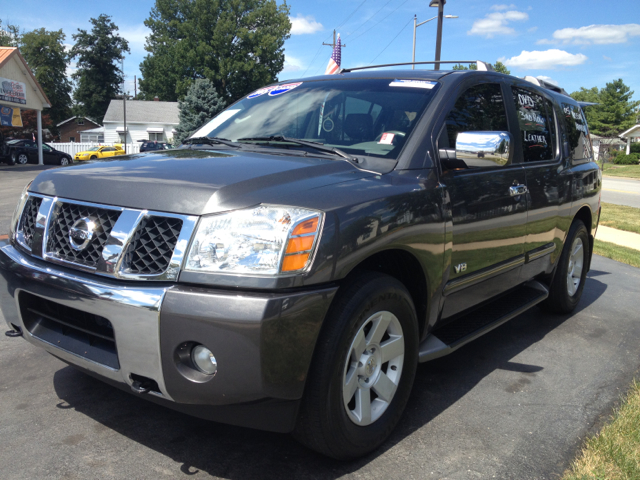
[437,80,527,318]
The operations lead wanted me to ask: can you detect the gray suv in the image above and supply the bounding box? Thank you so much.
[1,62,600,459]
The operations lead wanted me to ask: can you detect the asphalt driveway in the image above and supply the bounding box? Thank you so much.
[1,255,639,479]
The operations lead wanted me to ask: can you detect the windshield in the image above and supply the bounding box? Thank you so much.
[193,78,439,160]
[87,147,100,151]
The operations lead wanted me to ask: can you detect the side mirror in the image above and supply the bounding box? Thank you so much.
[455,131,512,168]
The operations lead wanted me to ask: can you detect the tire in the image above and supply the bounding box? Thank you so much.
[59,156,70,166]
[541,220,589,313]
[90,155,97,160]
[293,272,419,459]
[14,152,28,165]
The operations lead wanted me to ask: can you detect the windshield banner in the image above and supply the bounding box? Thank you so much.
[0,77,27,105]
[0,106,23,127]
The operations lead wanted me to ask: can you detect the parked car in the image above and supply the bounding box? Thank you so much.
[1,63,601,460]
[0,139,73,166]
[140,140,173,152]
[74,145,125,161]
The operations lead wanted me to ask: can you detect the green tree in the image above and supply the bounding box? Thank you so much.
[571,79,640,137]
[0,20,21,47]
[174,78,226,144]
[71,14,130,124]
[20,28,73,129]
[452,61,510,74]
[139,0,291,103]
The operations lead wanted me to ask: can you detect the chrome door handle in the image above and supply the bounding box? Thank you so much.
[509,185,528,196]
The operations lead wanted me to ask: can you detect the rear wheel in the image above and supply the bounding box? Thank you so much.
[541,220,589,313]
[13,152,28,165]
[294,272,418,459]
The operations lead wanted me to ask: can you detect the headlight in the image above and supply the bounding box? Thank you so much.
[9,181,32,241]
[185,205,323,275]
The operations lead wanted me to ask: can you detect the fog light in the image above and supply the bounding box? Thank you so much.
[191,345,217,375]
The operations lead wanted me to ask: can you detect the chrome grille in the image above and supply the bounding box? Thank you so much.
[46,203,121,267]
[123,216,183,275]
[18,196,42,250]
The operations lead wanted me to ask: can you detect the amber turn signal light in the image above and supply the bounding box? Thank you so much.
[281,215,321,272]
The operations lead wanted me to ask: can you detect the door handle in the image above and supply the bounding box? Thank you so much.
[509,185,528,196]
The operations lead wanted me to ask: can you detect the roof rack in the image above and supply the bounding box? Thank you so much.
[340,60,495,73]
[523,76,569,96]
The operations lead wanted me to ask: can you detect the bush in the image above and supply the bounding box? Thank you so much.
[613,153,640,165]
[631,143,640,154]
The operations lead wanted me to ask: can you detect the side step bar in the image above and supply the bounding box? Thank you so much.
[419,281,549,362]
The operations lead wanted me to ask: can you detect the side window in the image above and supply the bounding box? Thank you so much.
[511,87,554,162]
[562,103,592,161]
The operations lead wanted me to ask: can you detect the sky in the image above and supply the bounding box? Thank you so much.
[4,0,640,101]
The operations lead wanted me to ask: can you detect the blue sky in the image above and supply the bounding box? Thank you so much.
[5,0,640,100]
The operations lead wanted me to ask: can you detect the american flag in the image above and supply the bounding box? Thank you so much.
[325,34,341,75]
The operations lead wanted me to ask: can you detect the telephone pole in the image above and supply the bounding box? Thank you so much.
[322,30,347,50]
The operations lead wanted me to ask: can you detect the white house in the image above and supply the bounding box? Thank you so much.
[620,124,640,154]
[103,99,179,144]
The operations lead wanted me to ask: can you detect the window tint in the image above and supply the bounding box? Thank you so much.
[441,83,508,150]
[562,103,592,161]
[42,144,52,152]
[511,87,554,162]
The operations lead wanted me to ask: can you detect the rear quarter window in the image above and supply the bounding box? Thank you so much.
[562,103,593,161]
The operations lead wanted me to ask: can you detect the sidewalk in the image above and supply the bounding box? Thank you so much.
[596,225,640,251]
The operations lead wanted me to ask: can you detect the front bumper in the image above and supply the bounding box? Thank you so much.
[0,241,337,432]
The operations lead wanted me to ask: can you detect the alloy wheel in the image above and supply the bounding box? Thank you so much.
[566,237,584,296]
[17,153,28,164]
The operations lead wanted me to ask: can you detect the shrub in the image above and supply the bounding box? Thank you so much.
[613,153,640,165]
[630,143,640,154]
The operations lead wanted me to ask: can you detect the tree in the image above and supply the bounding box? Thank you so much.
[20,28,73,129]
[139,0,291,103]
[71,15,130,124]
[571,79,640,137]
[452,61,510,75]
[174,78,226,144]
[0,20,21,47]
[0,109,54,140]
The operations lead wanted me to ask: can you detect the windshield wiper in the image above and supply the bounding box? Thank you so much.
[182,136,241,148]
[237,136,359,164]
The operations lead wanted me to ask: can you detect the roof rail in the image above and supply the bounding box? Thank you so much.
[340,60,495,73]
[523,76,569,96]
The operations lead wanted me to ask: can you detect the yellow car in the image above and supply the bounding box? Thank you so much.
[74,145,126,161]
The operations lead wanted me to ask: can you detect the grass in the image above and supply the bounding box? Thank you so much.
[563,380,640,480]
[602,163,640,179]
[593,239,640,268]
[600,203,640,235]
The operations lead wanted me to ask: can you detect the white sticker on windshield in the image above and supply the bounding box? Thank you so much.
[189,109,241,139]
[378,133,395,145]
[268,82,302,96]
[389,80,436,89]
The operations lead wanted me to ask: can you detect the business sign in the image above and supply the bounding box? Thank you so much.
[0,77,27,105]
[0,106,23,127]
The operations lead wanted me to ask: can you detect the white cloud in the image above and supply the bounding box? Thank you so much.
[500,49,588,69]
[490,4,517,11]
[119,24,151,54]
[289,14,323,35]
[528,26,538,33]
[283,54,304,73]
[539,24,640,45]
[603,55,612,61]
[468,10,528,38]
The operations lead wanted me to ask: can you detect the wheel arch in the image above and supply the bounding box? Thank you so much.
[573,205,593,235]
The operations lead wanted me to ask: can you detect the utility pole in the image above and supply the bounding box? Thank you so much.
[431,0,446,70]
[134,75,137,99]
[322,29,347,50]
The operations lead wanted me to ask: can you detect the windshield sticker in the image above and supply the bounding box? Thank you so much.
[268,82,302,96]
[189,109,241,138]
[389,80,436,89]
[378,133,395,145]
[247,88,271,99]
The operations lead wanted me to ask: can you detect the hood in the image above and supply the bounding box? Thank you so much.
[30,148,372,215]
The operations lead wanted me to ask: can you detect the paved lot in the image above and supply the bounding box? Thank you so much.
[602,176,640,208]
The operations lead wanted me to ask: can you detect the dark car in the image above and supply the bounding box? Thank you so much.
[140,140,173,152]
[1,62,600,459]
[1,139,73,166]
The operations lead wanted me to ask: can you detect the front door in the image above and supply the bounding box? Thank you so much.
[438,81,527,318]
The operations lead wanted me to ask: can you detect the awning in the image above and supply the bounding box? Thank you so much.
[115,126,129,133]
[146,127,164,133]
[171,128,178,134]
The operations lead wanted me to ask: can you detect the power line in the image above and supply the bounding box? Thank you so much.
[369,16,413,65]
[335,0,369,30]
[349,0,411,43]
[343,0,395,40]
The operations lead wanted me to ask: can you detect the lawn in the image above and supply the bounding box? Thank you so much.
[563,381,640,480]
[593,239,640,268]
[602,163,640,179]
[600,203,640,235]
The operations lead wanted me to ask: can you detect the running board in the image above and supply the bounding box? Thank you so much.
[419,281,549,362]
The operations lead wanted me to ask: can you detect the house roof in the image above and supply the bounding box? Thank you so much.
[56,116,100,127]
[0,47,51,108]
[620,124,640,138]
[80,126,105,134]
[103,100,180,125]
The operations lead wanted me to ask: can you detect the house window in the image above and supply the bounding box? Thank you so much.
[76,118,84,125]
[119,133,127,143]
[149,132,164,141]
[69,136,75,142]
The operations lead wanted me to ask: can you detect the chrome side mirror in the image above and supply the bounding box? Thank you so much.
[455,131,512,167]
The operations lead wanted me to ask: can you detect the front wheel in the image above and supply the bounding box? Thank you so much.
[59,156,70,166]
[294,272,418,459]
[541,220,589,313]
[13,152,29,165]
[90,155,97,160]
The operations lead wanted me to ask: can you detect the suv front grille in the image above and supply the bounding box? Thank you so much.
[19,196,42,250]
[46,203,121,268]
[123,216,183,275]
[19,292,119,369]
